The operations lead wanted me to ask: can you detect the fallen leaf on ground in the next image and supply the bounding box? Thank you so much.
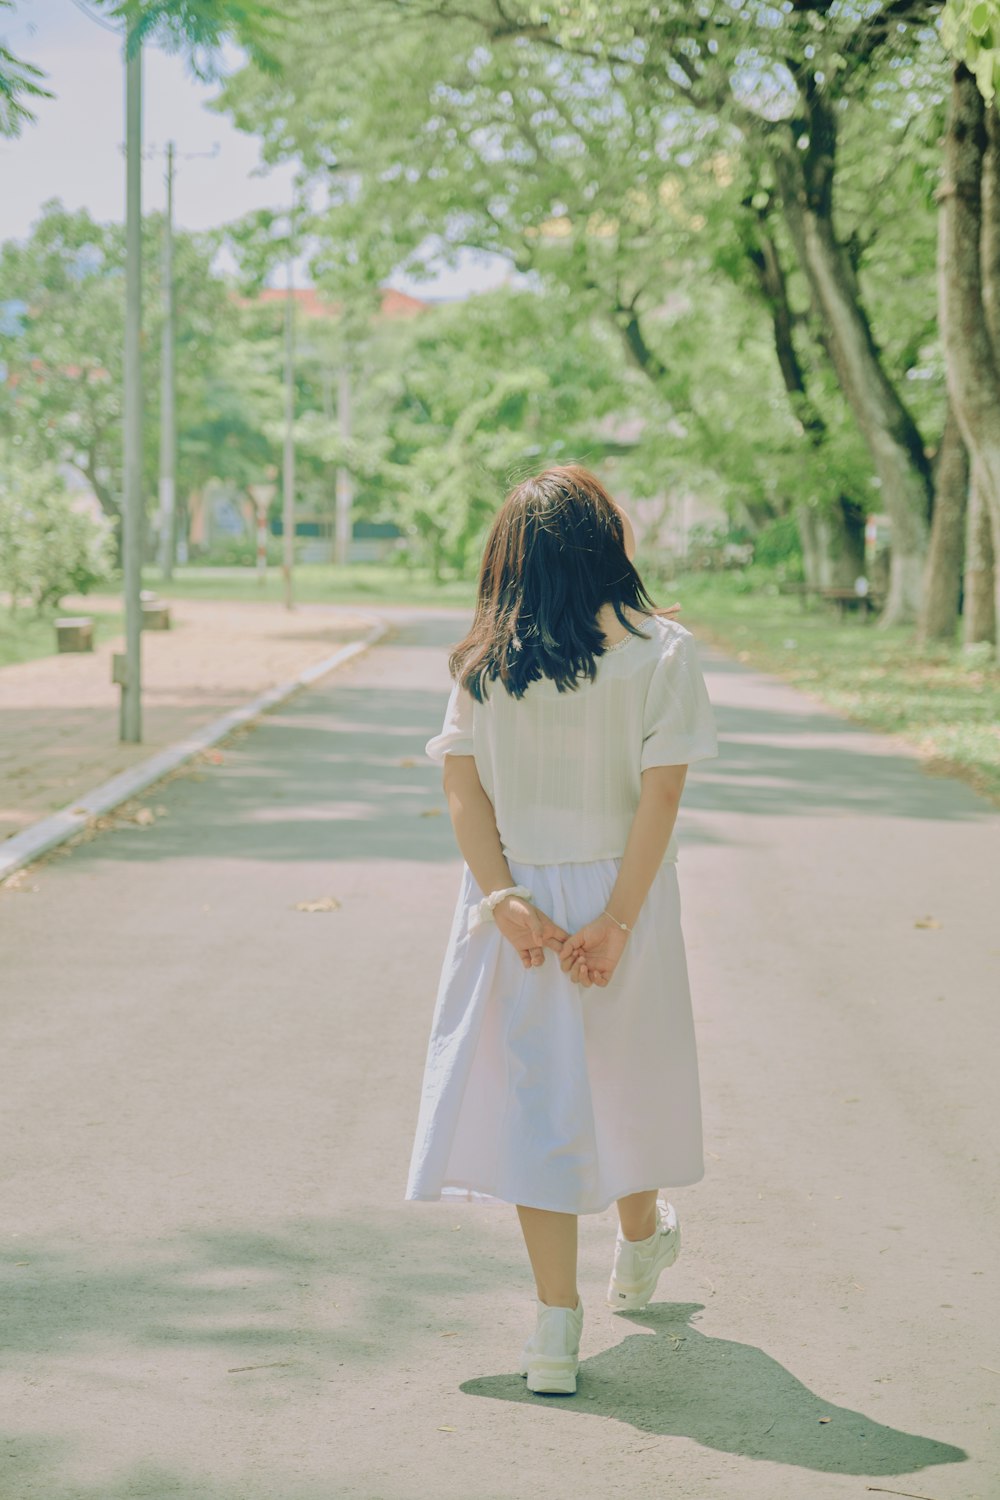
[914,915,941,929]
[227,1361,293,1374]
[419,807,443,818]
[436,1426,457,1433]
[293,896,342,913]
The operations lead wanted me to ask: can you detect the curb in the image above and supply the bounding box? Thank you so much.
[0,611,390,884]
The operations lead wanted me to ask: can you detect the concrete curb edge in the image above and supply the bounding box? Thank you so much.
[0,611,391,884]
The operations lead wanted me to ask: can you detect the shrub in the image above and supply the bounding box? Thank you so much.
[192,535,284,567]
[0,452,115,613]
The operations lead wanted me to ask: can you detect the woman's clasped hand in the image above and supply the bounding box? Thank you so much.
[493,896,629,988]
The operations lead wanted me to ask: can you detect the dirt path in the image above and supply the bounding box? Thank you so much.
[0,608,996,1499]
[0,594,372,841]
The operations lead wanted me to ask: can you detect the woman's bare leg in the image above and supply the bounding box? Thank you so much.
[516,1206,579,1308]
[616,1189,658,1242]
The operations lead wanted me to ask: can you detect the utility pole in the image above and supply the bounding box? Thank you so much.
[334,364,353,566]
[282,204,296,612]
[120,27,143,743]
[157,140,175,580]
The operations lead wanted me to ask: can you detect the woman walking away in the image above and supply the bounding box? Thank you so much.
[405,464,719,1395]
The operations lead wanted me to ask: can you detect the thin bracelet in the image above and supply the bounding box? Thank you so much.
[603,908,632,933]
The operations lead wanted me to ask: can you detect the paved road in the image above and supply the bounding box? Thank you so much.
[1,608,997,1500]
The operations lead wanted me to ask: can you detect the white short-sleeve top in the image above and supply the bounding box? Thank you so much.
[425,615,718,866]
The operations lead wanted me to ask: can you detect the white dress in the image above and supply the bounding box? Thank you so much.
[405,616,719,1215]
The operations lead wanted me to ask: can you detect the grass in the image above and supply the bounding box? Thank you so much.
[0,607,124,669]
[667,568,1000,808]
[142,562,479,610]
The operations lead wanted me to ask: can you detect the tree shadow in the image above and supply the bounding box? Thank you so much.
[0,1210,525,1497]
[461,1302,967,1479]
[13,614,992,876]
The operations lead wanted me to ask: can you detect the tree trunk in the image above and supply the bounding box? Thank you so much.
[794,498,861,588]
[972,91,1000,636]
[794,501,823,588]
[743,207,861,586]
[771,89,931,626]
[963,459,996,645]
[743,197,828,445]
[937,64,1000,662]
[917,402,969,644]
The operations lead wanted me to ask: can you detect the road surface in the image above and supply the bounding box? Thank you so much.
[1,607,996,1500]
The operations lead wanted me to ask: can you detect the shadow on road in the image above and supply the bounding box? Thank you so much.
[461,1301,967,1479]
[0,1212,525,1496]
[0,1227,972,1497]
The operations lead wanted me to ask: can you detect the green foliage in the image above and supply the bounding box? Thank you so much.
[98,0,288,74]
[0,1,52,137]
[752,513,803,569]
[0,202,281,541]
[0,1,969,593]
[195,534,283,566]
[342,284,649,575]
[941,0,1000,101]
[215,0,950,569]
[0,445,115,613]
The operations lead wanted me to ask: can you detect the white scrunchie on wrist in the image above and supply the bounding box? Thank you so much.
[467,884,533,936]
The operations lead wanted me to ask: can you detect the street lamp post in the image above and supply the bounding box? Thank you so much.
[120,26,143,743]
[157,139,176,581]
[282,214,296,612]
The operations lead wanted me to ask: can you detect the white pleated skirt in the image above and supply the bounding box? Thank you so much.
[405,856,705,1215]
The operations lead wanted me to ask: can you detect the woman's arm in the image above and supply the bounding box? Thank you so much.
[560,763,688,987]
[442,756,569,966]
[606,763,687,928]
[442,754,514,897]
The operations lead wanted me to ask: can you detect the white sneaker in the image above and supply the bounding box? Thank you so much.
[519,1299,584,1394]
[606,1199,681,1311]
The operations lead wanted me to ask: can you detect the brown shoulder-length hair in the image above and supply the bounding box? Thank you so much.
[449,464,657,701]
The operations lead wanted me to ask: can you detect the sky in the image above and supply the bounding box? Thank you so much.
[0,0,511,299]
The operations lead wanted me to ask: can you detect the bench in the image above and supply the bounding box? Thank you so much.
[816,587,882,620]
[55,616,95,652]
[141,600,172,631]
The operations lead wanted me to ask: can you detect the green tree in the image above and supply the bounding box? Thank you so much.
[216,0,952,620]
[939,0,1000,655]
[0,203,280,555]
